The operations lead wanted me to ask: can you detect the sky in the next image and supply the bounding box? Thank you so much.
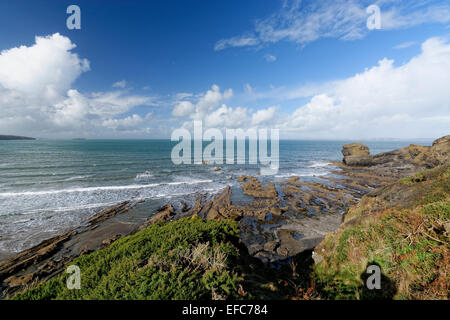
[0,0,449,139]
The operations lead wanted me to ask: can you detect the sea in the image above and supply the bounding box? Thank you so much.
[0,139,432,261]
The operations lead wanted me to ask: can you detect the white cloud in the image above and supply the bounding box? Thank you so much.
[172,84,233,119]
[0,33,153,137]
[214,35,259,51]
[251,106,277,126]
[88,91,151,118]
[172,101,195,117]
[102,114,144,130]
[381,3,450,30]
[264,54,277,62]
[214,0,450,51]
[112,80,127,88]
[204,104,248,128]
[393,41,417,49]
[244,83,253,94]
[3,32,448,140]
[174,92,193,100]
[173,85,281,130]
[283,37,450,138]
[0,33,89,104]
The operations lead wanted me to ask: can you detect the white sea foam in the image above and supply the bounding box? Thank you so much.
[63,175,93,181]
[8,201,121,216]
[308,161,331,168]
[135,171,153,180]
[0,179,214,197]
[275,172,328,178]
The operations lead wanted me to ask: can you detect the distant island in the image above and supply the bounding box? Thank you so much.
[0,135,35,140]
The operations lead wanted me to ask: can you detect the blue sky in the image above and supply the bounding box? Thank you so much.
[0,0,449,139]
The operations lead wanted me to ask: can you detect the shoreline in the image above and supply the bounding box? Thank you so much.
[1,136,448,299]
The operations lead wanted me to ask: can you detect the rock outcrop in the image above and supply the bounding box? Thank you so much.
[342,143,372,166]
[88,201,132,224]
[342,135,450,169]
[139,203,175,228]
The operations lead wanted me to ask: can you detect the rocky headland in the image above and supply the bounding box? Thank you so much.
[0,135,35,140]
[1,136,448,299]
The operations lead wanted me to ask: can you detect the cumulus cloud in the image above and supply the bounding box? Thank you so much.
[172,84,282,130]
[214,0,450,51]
[172,101,195,117]
[251,106,277,126]
[0,33,89,104]
[204,104,249,128]
[172,84,233,119]
[0,33,153,137]
[284,37,450,138]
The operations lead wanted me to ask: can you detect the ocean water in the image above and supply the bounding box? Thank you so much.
[0,139,432,259]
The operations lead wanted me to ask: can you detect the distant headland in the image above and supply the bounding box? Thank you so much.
[0,135,35,140]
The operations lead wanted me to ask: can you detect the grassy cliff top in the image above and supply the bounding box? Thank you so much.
[14,216,245,300]
[313,164,449,299]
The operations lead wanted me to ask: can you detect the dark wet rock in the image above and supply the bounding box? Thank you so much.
[88,201,132,224]
[140,203,175,228]
[275,229,323,258]
[0,232,75,298]
[263,240,279,252]
[181,202,189,212]
[247,243,264,255]
[0,232,74,283]
[253,251,273,264]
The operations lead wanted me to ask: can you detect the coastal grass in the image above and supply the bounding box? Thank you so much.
[13,215,313,300]
[14,216,245,300]
[313,165,450,300]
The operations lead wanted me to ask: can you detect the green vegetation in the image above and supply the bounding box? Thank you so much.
[15,216,243,300]
[13,215,313,300]
[313,165,449,300]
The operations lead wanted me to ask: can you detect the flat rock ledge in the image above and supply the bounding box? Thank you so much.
[0,201,139,298]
